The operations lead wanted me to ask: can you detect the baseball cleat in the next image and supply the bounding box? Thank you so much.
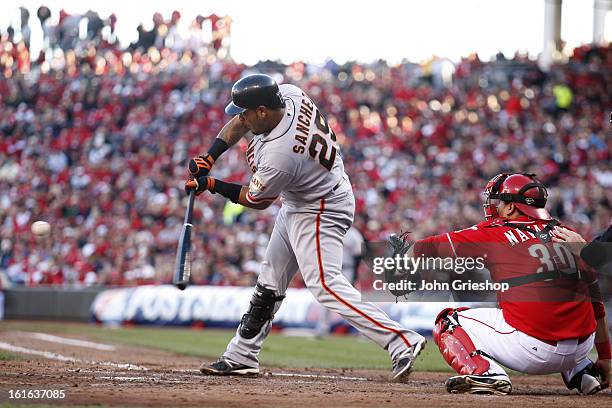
[445,374,512,395]
[199,357,259,376]
[391,338,426,382]
[562,362,603,395]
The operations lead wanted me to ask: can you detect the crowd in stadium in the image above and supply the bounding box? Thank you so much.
[0,7,610,288]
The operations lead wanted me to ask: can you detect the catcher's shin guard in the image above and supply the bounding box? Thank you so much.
[239,283,285,339]
[433,308,490,375]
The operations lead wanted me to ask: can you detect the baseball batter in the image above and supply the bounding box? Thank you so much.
[185,74,425,381]
[406,173,611,394]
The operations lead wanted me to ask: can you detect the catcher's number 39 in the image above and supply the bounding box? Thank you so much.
[7,389,67,399]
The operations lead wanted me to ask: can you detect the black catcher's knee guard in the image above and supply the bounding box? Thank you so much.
[239,284,285,339]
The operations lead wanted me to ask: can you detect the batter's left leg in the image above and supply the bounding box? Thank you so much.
[201,208,299,375]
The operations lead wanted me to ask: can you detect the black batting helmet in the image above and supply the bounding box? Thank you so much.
[225,74,285,115]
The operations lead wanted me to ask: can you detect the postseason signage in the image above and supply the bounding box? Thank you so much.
[90,285,446,332]
[91,286,316,327]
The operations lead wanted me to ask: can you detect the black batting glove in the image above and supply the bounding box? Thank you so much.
[184,175,215,196]
[188,153,215,178]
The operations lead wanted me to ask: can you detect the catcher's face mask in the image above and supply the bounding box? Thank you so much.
[483,173,509,220]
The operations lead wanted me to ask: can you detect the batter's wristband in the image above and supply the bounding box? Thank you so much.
[596,341,612,360]
[211,179,241,203]
[207,138,230,161]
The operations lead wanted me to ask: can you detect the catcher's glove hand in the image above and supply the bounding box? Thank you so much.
[385,232,420,298]
[389,232,414,258]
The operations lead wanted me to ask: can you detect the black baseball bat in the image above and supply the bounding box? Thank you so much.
[174,190,195,290]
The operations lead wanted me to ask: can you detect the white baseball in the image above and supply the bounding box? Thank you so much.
[31,221,51,236]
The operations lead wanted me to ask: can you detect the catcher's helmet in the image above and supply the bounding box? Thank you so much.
[225,74,284,115]
[483,173,551,220]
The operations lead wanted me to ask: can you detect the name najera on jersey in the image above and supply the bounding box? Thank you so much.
[292,94,315,155]
[503,225,549,246]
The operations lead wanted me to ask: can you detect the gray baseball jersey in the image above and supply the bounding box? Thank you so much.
[244,84,344,208]
[223,83,423,368]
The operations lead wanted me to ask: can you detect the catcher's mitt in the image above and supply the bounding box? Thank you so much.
[385,232,420,299]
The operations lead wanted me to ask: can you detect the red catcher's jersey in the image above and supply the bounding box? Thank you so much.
[414,216,596,341]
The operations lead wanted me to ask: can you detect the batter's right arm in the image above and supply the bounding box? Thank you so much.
[185,165,288,210]
[183,178,273,210]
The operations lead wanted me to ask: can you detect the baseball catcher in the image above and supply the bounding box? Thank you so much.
[397,173,610,394]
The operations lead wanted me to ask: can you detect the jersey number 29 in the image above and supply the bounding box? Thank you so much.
[309,110,337,171]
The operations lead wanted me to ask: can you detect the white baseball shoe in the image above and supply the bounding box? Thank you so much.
[200,356,259,376]
[445,374,512,395]
[391,338,426,382]
[563,362,603,395]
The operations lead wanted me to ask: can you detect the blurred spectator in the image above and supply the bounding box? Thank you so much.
[85,10,104,42]
[131,23,156,51]
[57,9,81,51]
[19,7,31,50]
[36,5,52,43]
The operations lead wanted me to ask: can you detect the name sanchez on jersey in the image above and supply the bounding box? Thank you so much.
[292,94,315,155]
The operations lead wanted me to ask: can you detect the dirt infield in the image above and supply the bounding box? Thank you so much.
[0,329,609,407]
